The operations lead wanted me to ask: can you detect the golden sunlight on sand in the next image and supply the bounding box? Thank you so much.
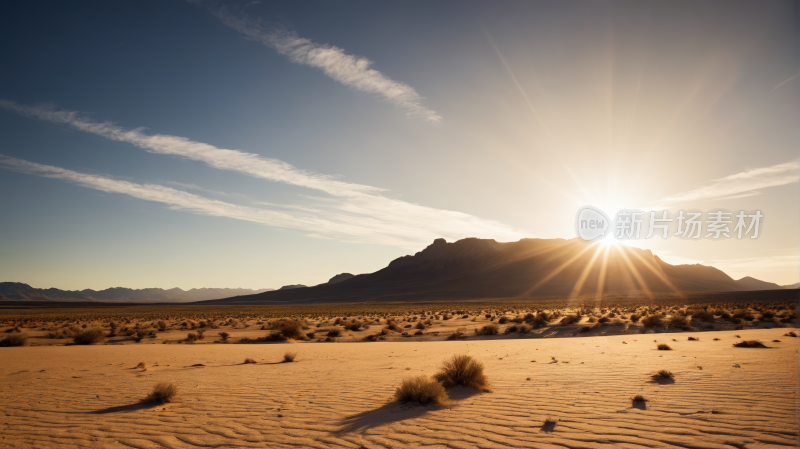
[1,328,797,448]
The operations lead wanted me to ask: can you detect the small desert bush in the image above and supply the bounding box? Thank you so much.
[632,394,647,402]
[326,329,341,338]
[218,331,230,342]
[475,324,499,336]
[785,331,797,337]
[141,382,178,403]
[668,315,689,329]
[560,315,581,325]
[657,344,672,350]
[282,351,297,363]
[733,340,767,348]
[73,328,106,345]
[691,310,714,322]
[272,320,306,340]
[505,324,531,334]
[655,369,674,380]
[0,333,27,347]
[687,336,698,341]
[393,375,448,404]
[641,314,663,327]
[136,362,147,369]
[447,328,468,340]
[434,354,491,392]
[244,358,257,364]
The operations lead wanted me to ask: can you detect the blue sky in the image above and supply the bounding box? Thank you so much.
[0,0,797,290]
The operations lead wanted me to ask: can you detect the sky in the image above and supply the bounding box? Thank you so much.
[0,0,797,290]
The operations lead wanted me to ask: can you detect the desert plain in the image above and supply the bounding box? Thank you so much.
[1,298,798,449]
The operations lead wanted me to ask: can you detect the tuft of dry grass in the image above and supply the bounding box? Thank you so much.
[657,344,672,350]
[72,328,106,345]
[244,358,257,364]
[434,354,491,392]
[687,336,698,341]
[655,369,674,380]
[393,375,448,404]
[135,362,147,369]
[632,394,647,402]
[733,340,767,348]
[282,351,297,363]
[141,382,178,403]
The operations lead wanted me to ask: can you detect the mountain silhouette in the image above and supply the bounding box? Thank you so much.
[202,237,788,304]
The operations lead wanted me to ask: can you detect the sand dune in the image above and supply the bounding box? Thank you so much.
[1,328,797,448]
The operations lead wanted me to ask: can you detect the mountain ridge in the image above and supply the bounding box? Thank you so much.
[201,237,792,304]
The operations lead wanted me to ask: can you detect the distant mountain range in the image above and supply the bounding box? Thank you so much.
[0,283,272,302]
[201,238,798,304]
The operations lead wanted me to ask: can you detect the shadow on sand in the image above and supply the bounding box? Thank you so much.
[88,402,162,414]
[632,401,647,410]
[540,421,557,432]
[337,386,483,434]
[648,376,675,385]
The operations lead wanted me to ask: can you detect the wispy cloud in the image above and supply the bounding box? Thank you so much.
[651,161,799,208]
[210,8,441,123]
[0,100,379,197]
[1,102,527,248]
[0,155,528,248]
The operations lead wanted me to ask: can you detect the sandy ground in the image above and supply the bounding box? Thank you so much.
[1,328,798,449]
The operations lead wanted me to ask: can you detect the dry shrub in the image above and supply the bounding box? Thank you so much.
[655,369,674,380]
[657,344,672,350]
[668,315,689,328]
[394,375,448,404]
[434,354,491,392]
[271,320,306,340]
[282,351,297,363]
[784,331,797,337]
[475,324,499,336]
[447,328,467,340]
[632,394,647,402]
[0,333,27,347]
[244,358,257,364]
[136,362,147,369]
[733,340,767,348]
[687,336,698,341]
[691,310,714,322]
[641,314,663,327]
[141,382,178,403]
[73,328,106,345]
